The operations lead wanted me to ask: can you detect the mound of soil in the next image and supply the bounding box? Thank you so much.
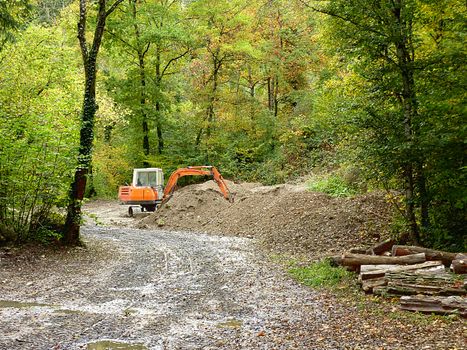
[139,180,394,260]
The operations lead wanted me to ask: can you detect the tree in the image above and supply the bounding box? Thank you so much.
[188,0,254,156]
[105,0,192,164]
[0,0,31,51]
[35,0,74,24]
[0,22,81,243]
[307,0,466,248]
[63,0,123,245]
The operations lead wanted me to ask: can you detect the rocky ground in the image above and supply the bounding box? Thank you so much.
[0,182,465,349]
[139,181,393,261]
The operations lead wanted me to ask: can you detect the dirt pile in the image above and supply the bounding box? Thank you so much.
[139,180,394,260]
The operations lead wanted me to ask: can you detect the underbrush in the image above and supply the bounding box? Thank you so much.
[288,259,353,289]
[307,174,358,197]
[0,211,66,246]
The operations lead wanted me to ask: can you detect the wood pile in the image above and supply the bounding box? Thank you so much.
[334,240,467,317]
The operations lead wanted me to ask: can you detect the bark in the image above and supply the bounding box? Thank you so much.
[451,254,467,274]
[63,0,123,245]
[399,295,467,318]
[359,261,445,281]
[416,165,429,232]
[267,77,273,111]
[155,44,164,154]
[393,0,420,245]
[273,76,279,117]
[361,277,387,293]
[391,245,458,266]
[131,0,150,162]
[341,252,426,266]
[206,56,220,139]
[366,239,396,255]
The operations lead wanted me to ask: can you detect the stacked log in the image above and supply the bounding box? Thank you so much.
[399,295,467,318]
[342,252,426,267]
[391,245,457,266]
[367,239,396,255]
[373,271,466,297]
[331,241,467,316]
[359,261,445,293]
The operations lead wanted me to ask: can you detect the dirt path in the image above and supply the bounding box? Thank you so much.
[1,201,465,349]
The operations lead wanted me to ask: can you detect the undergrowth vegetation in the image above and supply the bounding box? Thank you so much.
[306,174,359,198]
[289,260,353,289]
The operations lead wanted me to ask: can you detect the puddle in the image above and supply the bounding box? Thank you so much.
[87,340,148,350]
[54,309,84,315]
[0,300,84,316]
[0,300,52,308]
[216,319,243,329]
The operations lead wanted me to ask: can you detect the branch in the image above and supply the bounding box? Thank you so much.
[90,0,107,57]
[106,0,125,18]
[299,0,386,37]
[161,49,190,77]
[105,28,138,52]
[143,42,151,57]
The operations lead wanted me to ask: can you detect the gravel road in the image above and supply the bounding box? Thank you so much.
[0,225,331,350]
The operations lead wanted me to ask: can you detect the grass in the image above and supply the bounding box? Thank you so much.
[288,259,353,289]
[306,174,358,197]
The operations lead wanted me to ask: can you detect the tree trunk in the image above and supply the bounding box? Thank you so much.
[63,0,123,245]
[131,0,150,164]
[64,53,98,245]
[206,57,220,139]
[273,75,279,117]
[341,252,426,266]
[391,245,458,266]
[267,77,273,111]
[155,45,164,155]
[417,164,429,232]
[393,0,420,245]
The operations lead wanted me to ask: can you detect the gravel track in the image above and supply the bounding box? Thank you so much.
[1,226,330,350]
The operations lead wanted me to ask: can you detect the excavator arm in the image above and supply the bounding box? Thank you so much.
[162,166,233,204]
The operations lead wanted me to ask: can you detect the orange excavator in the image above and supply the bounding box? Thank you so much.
[118,166,233,216]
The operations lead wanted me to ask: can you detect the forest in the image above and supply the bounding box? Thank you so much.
[0,0,465,250]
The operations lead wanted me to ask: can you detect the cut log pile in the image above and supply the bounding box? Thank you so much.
[333,240,467,317]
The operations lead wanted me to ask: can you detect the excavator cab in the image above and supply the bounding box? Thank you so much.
[133,168,164,189]
[118,168,164,216]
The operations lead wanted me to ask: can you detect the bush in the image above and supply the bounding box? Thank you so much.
[289,259,352,288]
[307,174,358,197]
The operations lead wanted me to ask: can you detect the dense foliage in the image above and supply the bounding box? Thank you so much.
[0,0,464,249]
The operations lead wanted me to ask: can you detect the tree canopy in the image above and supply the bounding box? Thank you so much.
[0,0,464,250]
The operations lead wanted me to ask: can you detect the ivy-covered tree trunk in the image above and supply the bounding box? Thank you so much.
[63,0,123,245]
